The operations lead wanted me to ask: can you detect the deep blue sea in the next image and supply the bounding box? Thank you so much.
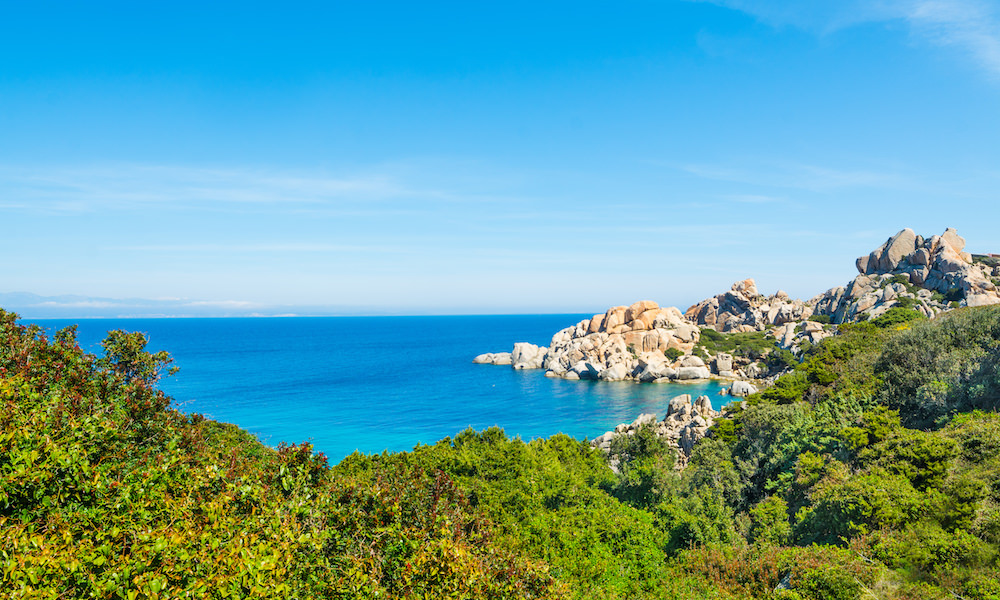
[34,316,729,462]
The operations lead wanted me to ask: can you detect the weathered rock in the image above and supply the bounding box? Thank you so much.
[675,366,711,380]
[531,298,702,381]
[811,227,1000,324]
[694,395,713,416]
[680,355,706,368]
[511,342,547,370]
[876,228,917,272]
[637,361,675,382]
[730,380,758,397]
[686,279,813,332]
[668,394,692,416]
[713,353,733,374]
[472,352,512,365]
[598,363,629,381]
[942,227,966,253]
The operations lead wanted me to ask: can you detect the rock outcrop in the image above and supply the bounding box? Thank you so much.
[729,380,758,397]
[475,228,997,386]
[541,300,705,381]
[472,352,512,365]
[685,279,814,333]
[773,319,833,350]
[810,228,1000,323]
[591,394,722,469]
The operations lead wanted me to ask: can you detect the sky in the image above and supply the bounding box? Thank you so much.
[2,0,999,317]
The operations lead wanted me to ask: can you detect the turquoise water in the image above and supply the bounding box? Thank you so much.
[34,316,730,461]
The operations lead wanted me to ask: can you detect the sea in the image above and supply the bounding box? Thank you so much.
[33,315,729,462]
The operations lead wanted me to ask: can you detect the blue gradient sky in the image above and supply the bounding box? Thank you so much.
[2,1,999,316]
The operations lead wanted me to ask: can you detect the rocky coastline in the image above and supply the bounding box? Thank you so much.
[474,227,998,386]
[473,227,999,464]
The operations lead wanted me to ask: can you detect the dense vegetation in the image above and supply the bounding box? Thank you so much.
[0,310,559,598]
[3,305,1000,598]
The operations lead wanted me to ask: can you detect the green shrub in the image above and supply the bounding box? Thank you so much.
[696,329,780,362]
[748,496,791,546]
[876,305,1000,427]
[870,307,925,329]
[609,423,676,508]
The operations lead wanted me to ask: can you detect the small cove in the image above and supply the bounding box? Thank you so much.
[35,315,732,461]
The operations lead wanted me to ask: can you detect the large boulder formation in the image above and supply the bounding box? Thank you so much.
[685,279,814,332]
[542,300,704,381]
[591,394,722,469]
[474,300,715,382]
[811,228,1000,323]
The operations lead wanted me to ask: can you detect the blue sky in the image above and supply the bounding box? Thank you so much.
[2,0,999,317]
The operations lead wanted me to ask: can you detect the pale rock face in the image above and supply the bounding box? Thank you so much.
[856,254,871,274]
[909,248,930,266]
[680,355,706,368]
[598,363,629,381]
[877,228,918,272]
[511,343,547,370]
[802,321,824,333]
[942,227,966,253]
[730,380,758,397]
[636,356,676,382]
[675,366,711,380]
[732,278,759,297]
[668,394,692,416]
[493,353,513,365]
[714,353,733,373]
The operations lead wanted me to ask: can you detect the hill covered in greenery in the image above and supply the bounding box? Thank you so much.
[3,305,1000,598]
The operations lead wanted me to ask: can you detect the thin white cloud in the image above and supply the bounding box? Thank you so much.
[680,160,908,192]
[111,243,405,253]
[720,193,785,204]
[693,0,1000,78]
[0,163,468,214]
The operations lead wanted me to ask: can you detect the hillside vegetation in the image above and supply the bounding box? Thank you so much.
[3,305,1000,599]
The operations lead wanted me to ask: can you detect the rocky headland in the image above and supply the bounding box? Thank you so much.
[810,227,1000,322]
[475,227,999,385]
[474,227,999,464]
